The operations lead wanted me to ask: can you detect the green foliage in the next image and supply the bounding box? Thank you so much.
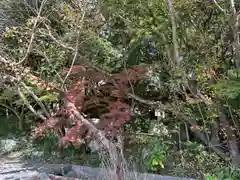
[214,78,240,99]
[143,138,168,172]
[33,133,60,156]
[168,142,224,178]
[205,167,240,180]
[77,34,122,72]
[0,113,22,136]
[39,94,58,102]
[2,0,240,178]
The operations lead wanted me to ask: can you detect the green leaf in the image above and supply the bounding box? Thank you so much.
[150,158,164,169]
[39,94,58,102]
[151,158,159,165]
[159,161,164,169]
[206,175,216,180]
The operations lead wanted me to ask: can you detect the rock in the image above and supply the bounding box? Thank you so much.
[0,144,195,180]
[38,164,73,176]
[0,139,18,153]
[0,136,28,156]
[66,165,195,180]
[0,158,195,180]
[65,169,78,178]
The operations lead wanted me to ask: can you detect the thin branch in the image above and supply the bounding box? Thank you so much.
[0,68,50,121]
[127,93,162,106]
[41,24,74,50]
[20,81,50,118]
[62,37,79,88]
[16,0,47,65]
[190,126,229,161]
[61,2,86,87]
[212,0,226,13]
[0,103,22,123]
[17,86,46,121]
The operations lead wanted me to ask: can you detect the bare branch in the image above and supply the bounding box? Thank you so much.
[0,103,22,124]
[212,0,226,13]
[127,93,161,106]
[17,86,46,121]
[62,37,79,88]
[20,81,50,118]
[16,0,48,65]
[40,24,74,50]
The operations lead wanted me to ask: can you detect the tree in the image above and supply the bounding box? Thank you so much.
[1,0,240,179]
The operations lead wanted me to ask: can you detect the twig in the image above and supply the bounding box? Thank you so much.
[62,37,79,88]
[41,24,74,50]
[0,103,22,124]
[61,2,86,87]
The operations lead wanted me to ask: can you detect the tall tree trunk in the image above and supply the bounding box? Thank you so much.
[167,0,179,67]
[230,0,240,68]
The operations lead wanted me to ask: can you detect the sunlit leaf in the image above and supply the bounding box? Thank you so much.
[39,94,58,102]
